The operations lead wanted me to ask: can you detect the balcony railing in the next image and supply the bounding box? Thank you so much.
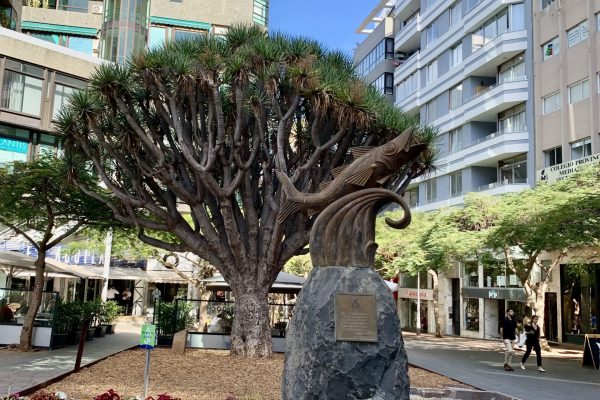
[476,178,528,192]
[24,0,89,13]
[471,77,527,100]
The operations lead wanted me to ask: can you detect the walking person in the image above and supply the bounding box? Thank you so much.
[520,315,546,372]
[500,309,518,371]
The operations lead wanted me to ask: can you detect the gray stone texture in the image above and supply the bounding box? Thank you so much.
[282,266,410,400]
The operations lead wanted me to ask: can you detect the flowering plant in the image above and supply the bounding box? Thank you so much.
[93,390,120,400]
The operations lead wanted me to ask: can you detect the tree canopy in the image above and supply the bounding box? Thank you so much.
[56,25,436,356]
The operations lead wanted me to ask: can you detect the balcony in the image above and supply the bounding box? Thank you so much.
[462,79,528,123]
[464,30,527,77]
[443,130,529,170]
[394,50,420,81]
[394,17,420,54]
[463,0,513,33]
[476,178,530,195]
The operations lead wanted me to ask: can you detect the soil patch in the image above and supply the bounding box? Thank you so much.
[41,348,471,399]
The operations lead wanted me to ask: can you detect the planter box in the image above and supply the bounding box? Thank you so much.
[86,328,94,341]
[105,324,116,334]
[0,324,53,347]
[94,325,107,338]
[51,333,68,349]
[157,336,173,346]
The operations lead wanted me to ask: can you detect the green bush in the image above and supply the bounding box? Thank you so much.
[155,301,194,337]
[99,300,123,325]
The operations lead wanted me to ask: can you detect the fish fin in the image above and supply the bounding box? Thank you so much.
[350,146,375,159]
[319,180,330,191]
[307,208,320,217]
[276,170,301,200]
[344,165,376,186]
[277,200,302,225]
[330,165,347,178]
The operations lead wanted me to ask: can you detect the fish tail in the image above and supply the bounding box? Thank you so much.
[276,171,303,224]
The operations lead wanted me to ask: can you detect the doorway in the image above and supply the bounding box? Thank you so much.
[545,292,558,341]
[451,278,460,335]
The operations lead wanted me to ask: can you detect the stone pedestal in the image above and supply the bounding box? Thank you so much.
[282,266,410,400]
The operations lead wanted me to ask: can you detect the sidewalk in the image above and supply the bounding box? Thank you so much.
[403,332,600,400]
[0,322,140,396]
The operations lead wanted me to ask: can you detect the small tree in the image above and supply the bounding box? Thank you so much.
[0,155,112,350]
[57,26,435,356]
[485,165,600,349]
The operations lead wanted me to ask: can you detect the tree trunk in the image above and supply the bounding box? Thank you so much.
[533,286,551,351]
[428,269,442,338]
[229,286,272,357]
[19,251,46,351]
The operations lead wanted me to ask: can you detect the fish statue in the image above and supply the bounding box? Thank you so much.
[276,128,427,225]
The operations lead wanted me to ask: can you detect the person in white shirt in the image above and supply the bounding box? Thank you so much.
[107,286,119,300]
[208,312,226,333]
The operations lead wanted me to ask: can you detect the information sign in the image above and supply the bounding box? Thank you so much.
[140,324,156,349]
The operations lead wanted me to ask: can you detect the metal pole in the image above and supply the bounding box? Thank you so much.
[143,348,151,398]
[101,229,113,301]
[416,271,421,336]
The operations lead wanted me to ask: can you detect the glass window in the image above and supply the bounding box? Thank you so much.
[464,262,479,287]
[571,138,592,160]
[0,136,29,163]
[597,13,600,33]
[396,72,418,102]
[52,84,76,120]
[174,29,205,41]
[404,187,419,208]
[542,36,560,60]
[542,91,561,114]
[424,100,437,122]
[450,43,463,68]
[426,179,437,202]
[372,73,394,95]
[567,21,588,47]
[449,128,463,153]
[471,4,523,53]
[425,59,438,85]
[1,70,43,116]
[541,0,555,9]
[450,170,462,197]
[544,146,562,167]
[498,103,526,133]
[497,8,508,35]
[510,3,525,31]
[253,0,268,25]
[449,83,463,110]
[67,36,93,55]
[450,1,462,26]
[148,26,166,50]
[498,53,525,83]
[499,154,527,184]
[356,39,391,77]
[568,79,590,104]
[425,19,439,47]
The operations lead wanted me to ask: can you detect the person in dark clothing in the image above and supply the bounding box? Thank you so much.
[520,315,546,372]
[499,309,518,371]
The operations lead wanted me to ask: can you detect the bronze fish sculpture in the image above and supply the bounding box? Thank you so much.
[276,128,427,225]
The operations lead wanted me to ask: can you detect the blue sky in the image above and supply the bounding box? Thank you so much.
[269,0,380,56]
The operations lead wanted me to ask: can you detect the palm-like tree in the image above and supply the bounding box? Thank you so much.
[57,25,436,357]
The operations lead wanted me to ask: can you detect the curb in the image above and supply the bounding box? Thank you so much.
[411,387,519,400]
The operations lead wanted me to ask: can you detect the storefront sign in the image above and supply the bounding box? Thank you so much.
[536,153,600,184]
[0,137,28,154]
[462,287,527,301]
[397,288,433,301]
[335,293,377,342]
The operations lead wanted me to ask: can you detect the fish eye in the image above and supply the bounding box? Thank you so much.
[382,143,397,155]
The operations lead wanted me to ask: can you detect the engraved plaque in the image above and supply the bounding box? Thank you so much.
[335,292,378,342]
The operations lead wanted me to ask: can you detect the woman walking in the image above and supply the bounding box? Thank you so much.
[520,315,546,372]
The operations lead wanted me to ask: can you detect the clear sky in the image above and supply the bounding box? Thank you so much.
[269,0,380,56]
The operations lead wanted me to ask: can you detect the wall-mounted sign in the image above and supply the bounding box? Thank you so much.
[462,287,527,301]
[397,288,433,301]
[0,137,28,154]
[536,153,600,184]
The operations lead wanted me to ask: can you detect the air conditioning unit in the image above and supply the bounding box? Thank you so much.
[91,4,103,14]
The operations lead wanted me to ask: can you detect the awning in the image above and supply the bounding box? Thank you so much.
[0,251,79,278]
[21,21,98,37]
[149,16,211,31]
[202,271,305,294]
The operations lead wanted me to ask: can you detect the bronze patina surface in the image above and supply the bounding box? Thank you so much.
[335,293,378,342]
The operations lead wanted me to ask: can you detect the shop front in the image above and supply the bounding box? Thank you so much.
[462,287,528,339]
[396,287,433,333]
[560,264,600,344]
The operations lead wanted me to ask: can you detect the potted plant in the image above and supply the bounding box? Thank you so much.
[50,300,70,348]
[99,300,122,334]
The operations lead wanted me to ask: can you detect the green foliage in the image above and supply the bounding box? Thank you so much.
[99,300,123,325]
[155,301,194,337]
[283,253,312,277]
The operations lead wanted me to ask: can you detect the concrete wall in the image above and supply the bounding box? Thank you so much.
[149,0,255,29]
[21,3,103,31]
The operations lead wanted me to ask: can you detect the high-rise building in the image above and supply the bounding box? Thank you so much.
[355,0,534,212]
[12,0,268,62]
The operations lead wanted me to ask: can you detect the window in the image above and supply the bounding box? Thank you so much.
[571,138,592,160]
[28,32,94,55]
[450,1,463,27]
[567,21,588,47]
[450,170,462,197]
[425,19,439,47]
[471,4,522,52]
[174,29,205,41]
[372,73,394,95]
[541,0,555,9]
[396,72,418,102]
[544,147,562,167]
[449,83,463,110]
[450,43,463,68]
[597,13,600,33]
[448,128,463,153]
[356,38,394,77]
[498,103,526,133]
[465,298,479,331]
[253,0,268,26]
[498,54,525,83]
[149,26,166,49]
[1,70,43,116]
[542,37,559,60]
[425,59,438,85]
[426,179,437,202]
[499,154,527,184]
[424,100,437,122]
[52,84,76,120]
[404,187,419,208]
[542,91,561,114]
[568,79,590,104]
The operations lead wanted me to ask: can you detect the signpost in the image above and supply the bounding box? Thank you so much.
[140,324,156,398]
[582,334,600,370]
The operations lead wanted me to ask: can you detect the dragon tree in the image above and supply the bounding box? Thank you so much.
[57,25,435,357]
